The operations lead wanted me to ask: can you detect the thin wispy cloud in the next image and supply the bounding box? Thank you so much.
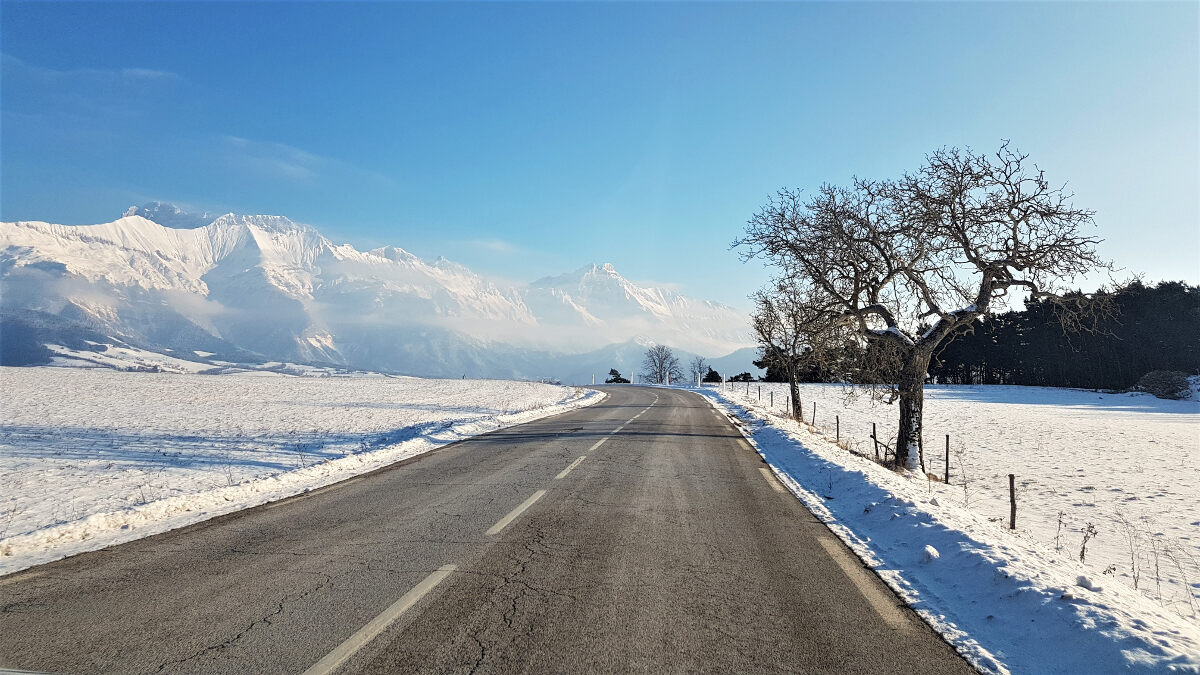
[1,53,181,83]
[463,238,523,255]
[219,135,320,182]
[117,67,178,81]
[629,276,684,292]
[1,53,181,121]
[215,135,395,187]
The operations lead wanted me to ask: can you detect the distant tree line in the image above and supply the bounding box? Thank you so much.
[752,280,1199,391]
[929,280,1199,390]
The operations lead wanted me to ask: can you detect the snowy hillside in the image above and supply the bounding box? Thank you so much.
[0,203,753,378]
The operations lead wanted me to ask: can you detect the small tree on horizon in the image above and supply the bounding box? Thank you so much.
[641,345,684,385]
[702,367,722,383]
[687,355,708,384]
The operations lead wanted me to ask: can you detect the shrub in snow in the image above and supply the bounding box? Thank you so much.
[1134,370,1191,400]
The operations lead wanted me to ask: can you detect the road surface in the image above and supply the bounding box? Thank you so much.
[0,385,974,673]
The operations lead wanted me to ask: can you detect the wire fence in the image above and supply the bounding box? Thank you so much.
[699,379,1200,620]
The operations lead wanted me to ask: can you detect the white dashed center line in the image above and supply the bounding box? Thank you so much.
[302,564,457,675]
[555,456,587,480]
[485,490,547,536]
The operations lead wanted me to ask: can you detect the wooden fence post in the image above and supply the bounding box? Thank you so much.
[944,435,950,484]
[836,415,840,442]
[1009,474,1017,530]
[872,423,879,460]
[811,401,816,426]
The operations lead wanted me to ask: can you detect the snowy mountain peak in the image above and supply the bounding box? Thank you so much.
[124,203,320,239]
[581,262,621,278]
[209,212,314,236]
[369,245,422,265]
[124,202,222,230]
[1,209,753,376]
[432,255,473,276]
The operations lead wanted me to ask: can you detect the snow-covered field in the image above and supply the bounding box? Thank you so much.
[714,381,1200,615]
[43,341,397,377]
[0,367,603,575]
[700,382,1200,673]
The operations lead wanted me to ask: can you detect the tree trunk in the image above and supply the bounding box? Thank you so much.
[788,377,801,421]
[895,352,932,472]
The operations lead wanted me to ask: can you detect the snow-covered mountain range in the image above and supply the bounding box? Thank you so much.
[1,204,756,381]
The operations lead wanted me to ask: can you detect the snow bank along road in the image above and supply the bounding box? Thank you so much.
[0,386,971,674]
[711,381,1200,616]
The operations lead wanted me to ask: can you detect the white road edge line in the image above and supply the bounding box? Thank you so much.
[265,476,366,510]
[696,391,911,634]
[0,571,44,587]
[265,495,308,510]
[815,537,910,631]
[485,489,547,536]
[758,468,786,493]
[555,456,587,480]
[302,564,457,675]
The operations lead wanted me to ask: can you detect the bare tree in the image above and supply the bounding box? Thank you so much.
[737,143,1110,470]
[642,345,684,385]
[687,355,708,385]
[751,278,824,420]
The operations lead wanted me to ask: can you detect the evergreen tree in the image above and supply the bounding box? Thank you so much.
[928,281,1199,389]
[604,368,630,384]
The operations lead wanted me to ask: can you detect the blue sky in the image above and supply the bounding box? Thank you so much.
[2,1,1196,308]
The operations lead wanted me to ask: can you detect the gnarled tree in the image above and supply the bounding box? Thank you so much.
[737,143,1110,470]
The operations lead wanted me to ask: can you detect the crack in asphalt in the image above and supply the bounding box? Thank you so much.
[461,522,580,673]
[152,569,336,673]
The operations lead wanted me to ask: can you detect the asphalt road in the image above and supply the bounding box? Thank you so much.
[0,385,975,674]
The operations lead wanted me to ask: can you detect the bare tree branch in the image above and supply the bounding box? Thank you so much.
[736,143,1112,470]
